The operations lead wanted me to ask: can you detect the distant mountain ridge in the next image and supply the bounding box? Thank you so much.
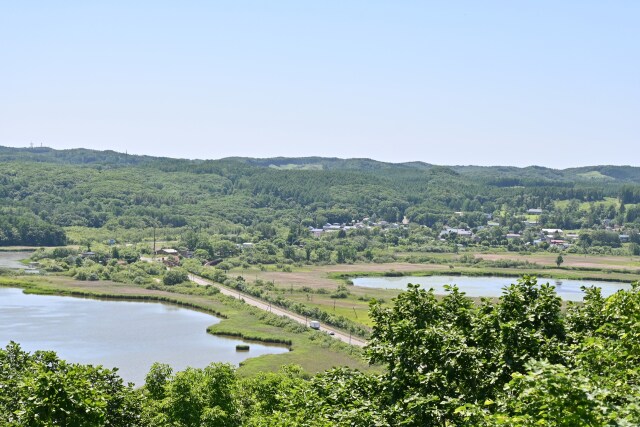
[1,145,639,184]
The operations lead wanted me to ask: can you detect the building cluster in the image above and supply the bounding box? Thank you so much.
[309,217,408,238]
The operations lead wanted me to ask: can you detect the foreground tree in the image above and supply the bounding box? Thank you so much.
[366,277,566,425]
[142,362,240,427]
[459,284,640,425]
[0,342,141,426]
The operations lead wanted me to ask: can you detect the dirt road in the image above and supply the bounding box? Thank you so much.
[188,274,367,347]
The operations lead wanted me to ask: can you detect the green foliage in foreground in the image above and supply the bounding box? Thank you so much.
[0,343,141,426]
[2,276,640,426]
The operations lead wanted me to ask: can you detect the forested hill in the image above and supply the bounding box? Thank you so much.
[1,145,640,245]
[204,156,640,184]
[1,146,639,183]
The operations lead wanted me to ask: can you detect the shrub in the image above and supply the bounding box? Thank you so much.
[330,284,350,299]
[163,268,189,286]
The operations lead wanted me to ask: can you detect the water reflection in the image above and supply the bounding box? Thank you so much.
[0,251,33,269]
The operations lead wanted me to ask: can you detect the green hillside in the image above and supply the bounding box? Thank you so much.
[0,146,639,247]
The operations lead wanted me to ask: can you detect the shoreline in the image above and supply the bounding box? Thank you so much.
[0,276,372,375]
[0,278,294,349]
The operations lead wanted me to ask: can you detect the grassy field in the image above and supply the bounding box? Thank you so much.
[575,171,615,180]
[63,226,180,247]
[554,197,625,210]
[0,247,40,252]
[0,276,372,377]
[470,252,640,270]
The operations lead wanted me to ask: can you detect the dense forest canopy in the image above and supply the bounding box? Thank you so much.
[0,146,639,246]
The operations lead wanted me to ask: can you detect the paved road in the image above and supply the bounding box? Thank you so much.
[189,274,367,347]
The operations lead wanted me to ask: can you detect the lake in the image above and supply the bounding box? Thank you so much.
[352,275,633,301]
[0,251,33,269]
[0,287,289,385]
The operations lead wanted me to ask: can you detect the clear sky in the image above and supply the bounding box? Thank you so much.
[1,1,638,168]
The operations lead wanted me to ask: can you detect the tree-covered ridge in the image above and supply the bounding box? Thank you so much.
[0,146,160,166]
[3,277,639,426]
[2,146,639,184]
[1,146,640,248]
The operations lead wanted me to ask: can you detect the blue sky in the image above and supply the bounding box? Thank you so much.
[1,1,638,167]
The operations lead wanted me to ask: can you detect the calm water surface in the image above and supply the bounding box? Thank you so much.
[0,287,288,385]
[0,251,32,269]
[352,275,633,301]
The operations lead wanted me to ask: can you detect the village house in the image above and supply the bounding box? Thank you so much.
[323,223,342,231]
[550,239,570,249]
[155,248,179,256]
[440,227,473,238]
[542,228,563,235]
[309,227,324,238]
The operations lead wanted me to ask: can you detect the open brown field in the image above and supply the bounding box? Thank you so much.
[249,263,451,289]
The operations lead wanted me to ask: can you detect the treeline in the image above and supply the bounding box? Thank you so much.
[620,185,640,204]
[0,209,66,246]
[3,277,640,426]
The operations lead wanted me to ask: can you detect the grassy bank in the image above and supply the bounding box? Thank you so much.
[0,276,372,376]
